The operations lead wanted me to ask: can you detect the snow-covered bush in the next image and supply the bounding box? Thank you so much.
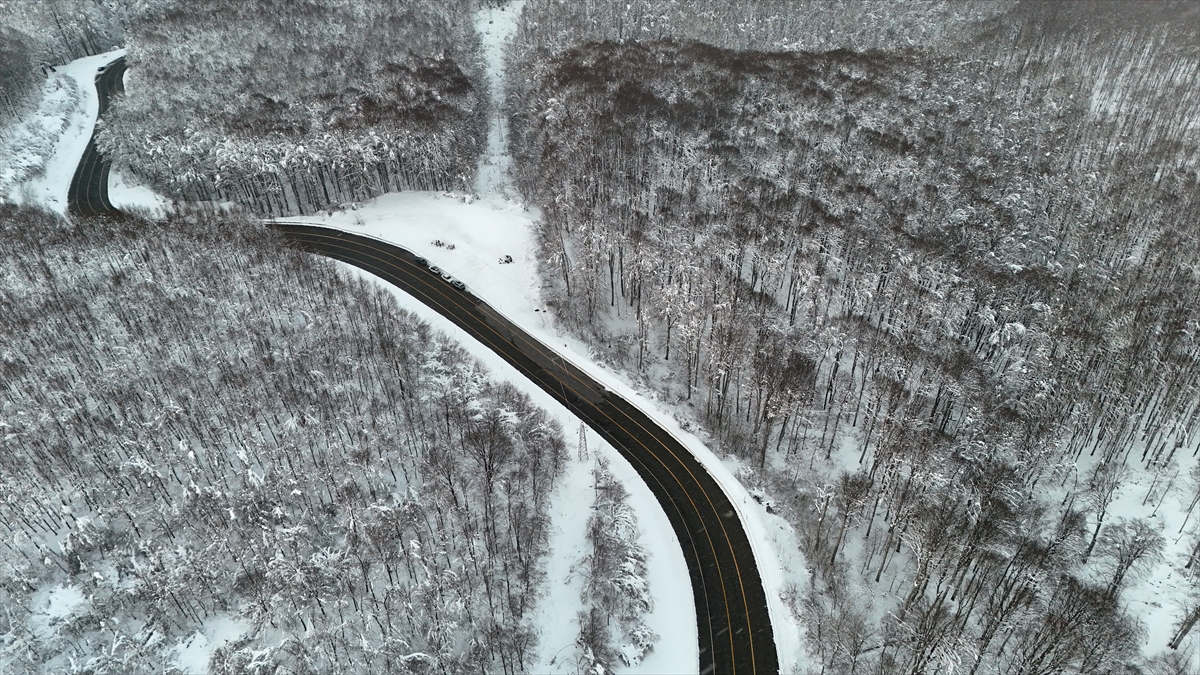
[0,74,81,200]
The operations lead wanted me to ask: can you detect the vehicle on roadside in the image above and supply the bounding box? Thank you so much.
[421,262,463,289]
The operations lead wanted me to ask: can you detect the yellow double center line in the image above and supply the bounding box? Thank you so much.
[281,226,763,673]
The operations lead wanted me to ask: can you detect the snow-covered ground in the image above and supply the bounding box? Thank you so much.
[27,584,89,641]
[2,49,123,212]
[170,615,251,674]
[1072,453,1197,660]
[108,164,170,215]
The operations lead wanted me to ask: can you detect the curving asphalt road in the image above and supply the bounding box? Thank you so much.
[67,55,126,217]
[63,50,780,674]
[271,223,779,675]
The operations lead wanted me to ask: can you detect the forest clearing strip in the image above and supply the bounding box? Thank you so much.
[272,223,777,674]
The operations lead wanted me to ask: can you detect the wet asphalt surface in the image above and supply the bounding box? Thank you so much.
[67,55,125,216]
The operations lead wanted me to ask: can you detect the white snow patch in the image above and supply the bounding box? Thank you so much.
[170,614,250,675]
[108,164,170,215]
[534,446,596,672]
[28,584,89,640]
[2,49,125,213]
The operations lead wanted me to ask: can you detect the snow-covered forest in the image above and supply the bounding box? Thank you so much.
[0,205,566,673]
[0,0,125,126]
[508,0,1200,672]
[93,0,486,215]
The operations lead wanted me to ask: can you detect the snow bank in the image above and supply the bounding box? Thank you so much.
[108,164,170,215]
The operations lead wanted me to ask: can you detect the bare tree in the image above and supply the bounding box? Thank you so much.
[1096,518,1164,599]
[1082,461,1127,563]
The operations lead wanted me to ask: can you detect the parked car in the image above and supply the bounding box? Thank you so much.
[451,280,465,290]
[415,256,428,267]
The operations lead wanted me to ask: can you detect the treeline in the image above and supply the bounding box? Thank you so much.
[507,0,1013,60]
[96,0,486,217]
[508,1,1199,672]
[0,205,565,674]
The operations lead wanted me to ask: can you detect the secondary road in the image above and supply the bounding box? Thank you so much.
[67,55,125,216]
[271,223,779,675]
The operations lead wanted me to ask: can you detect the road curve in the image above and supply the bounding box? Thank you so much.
[67,55,126,217]
[61,50,780,671]
[271,223,779,675]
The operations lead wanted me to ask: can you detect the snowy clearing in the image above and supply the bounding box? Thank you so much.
[28,584,89,641]
[473,0,523,200]
[170,614,251,675]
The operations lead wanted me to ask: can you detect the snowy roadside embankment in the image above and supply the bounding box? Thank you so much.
[1,51,125,211]
[0,75,81,204]
[108,164,170,215]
